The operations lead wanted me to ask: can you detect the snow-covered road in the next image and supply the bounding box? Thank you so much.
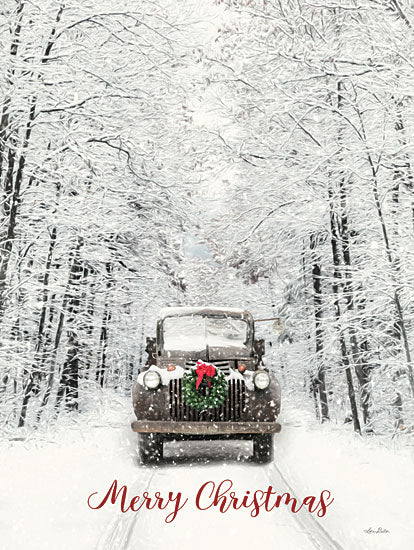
[2,392,413,550]
[97,441,339,550]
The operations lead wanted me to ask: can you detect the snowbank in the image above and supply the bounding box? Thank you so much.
[1,391,138,550]
[277,403,414,550]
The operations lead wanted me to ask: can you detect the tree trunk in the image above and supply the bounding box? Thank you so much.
[55,237,84,412]
[367,151,414,396]
[0,1,25,183]
[328,185,361,433]
[18,227,57,427]
[0,6,64,319]
[96,263,113,388]
[310,234,329,422]
[332,79,370,426]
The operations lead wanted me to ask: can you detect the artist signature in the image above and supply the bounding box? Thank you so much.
[364,527,390,535]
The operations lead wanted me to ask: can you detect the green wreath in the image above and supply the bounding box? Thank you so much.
[182,368,227,411]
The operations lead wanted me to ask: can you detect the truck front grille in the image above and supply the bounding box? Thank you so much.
[185,361,233,376]
[169,378,246,422]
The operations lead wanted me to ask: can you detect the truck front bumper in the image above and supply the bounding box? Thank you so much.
[131,420,281,435]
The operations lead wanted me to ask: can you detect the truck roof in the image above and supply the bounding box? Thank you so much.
[158,306,253,320]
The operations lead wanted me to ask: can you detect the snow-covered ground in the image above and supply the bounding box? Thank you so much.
[1,391,413,550]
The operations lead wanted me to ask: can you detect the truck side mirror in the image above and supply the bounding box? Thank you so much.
[145,337,157,365]
[272,318,284,333]
[253,338,265,360]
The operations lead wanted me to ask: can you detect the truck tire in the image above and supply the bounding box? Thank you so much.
[253,434,273,464]
[139,433,163,464]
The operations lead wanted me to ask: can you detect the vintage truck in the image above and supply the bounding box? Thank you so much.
[131,306,281,463]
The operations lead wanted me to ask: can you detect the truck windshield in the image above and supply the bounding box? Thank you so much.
[163,315,248,352]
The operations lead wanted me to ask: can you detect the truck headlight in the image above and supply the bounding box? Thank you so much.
[254,371,270,390]
[143,371,161,389]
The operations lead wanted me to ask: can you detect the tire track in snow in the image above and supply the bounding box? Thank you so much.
[266,462,345,550]
[96,468,156,550]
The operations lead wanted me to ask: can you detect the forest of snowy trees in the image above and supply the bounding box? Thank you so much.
[1,0,413,439]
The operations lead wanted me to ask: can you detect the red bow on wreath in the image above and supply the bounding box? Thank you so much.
[195,360,216,389]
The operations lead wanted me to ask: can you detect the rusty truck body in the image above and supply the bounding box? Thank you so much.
[131,306,281,463]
